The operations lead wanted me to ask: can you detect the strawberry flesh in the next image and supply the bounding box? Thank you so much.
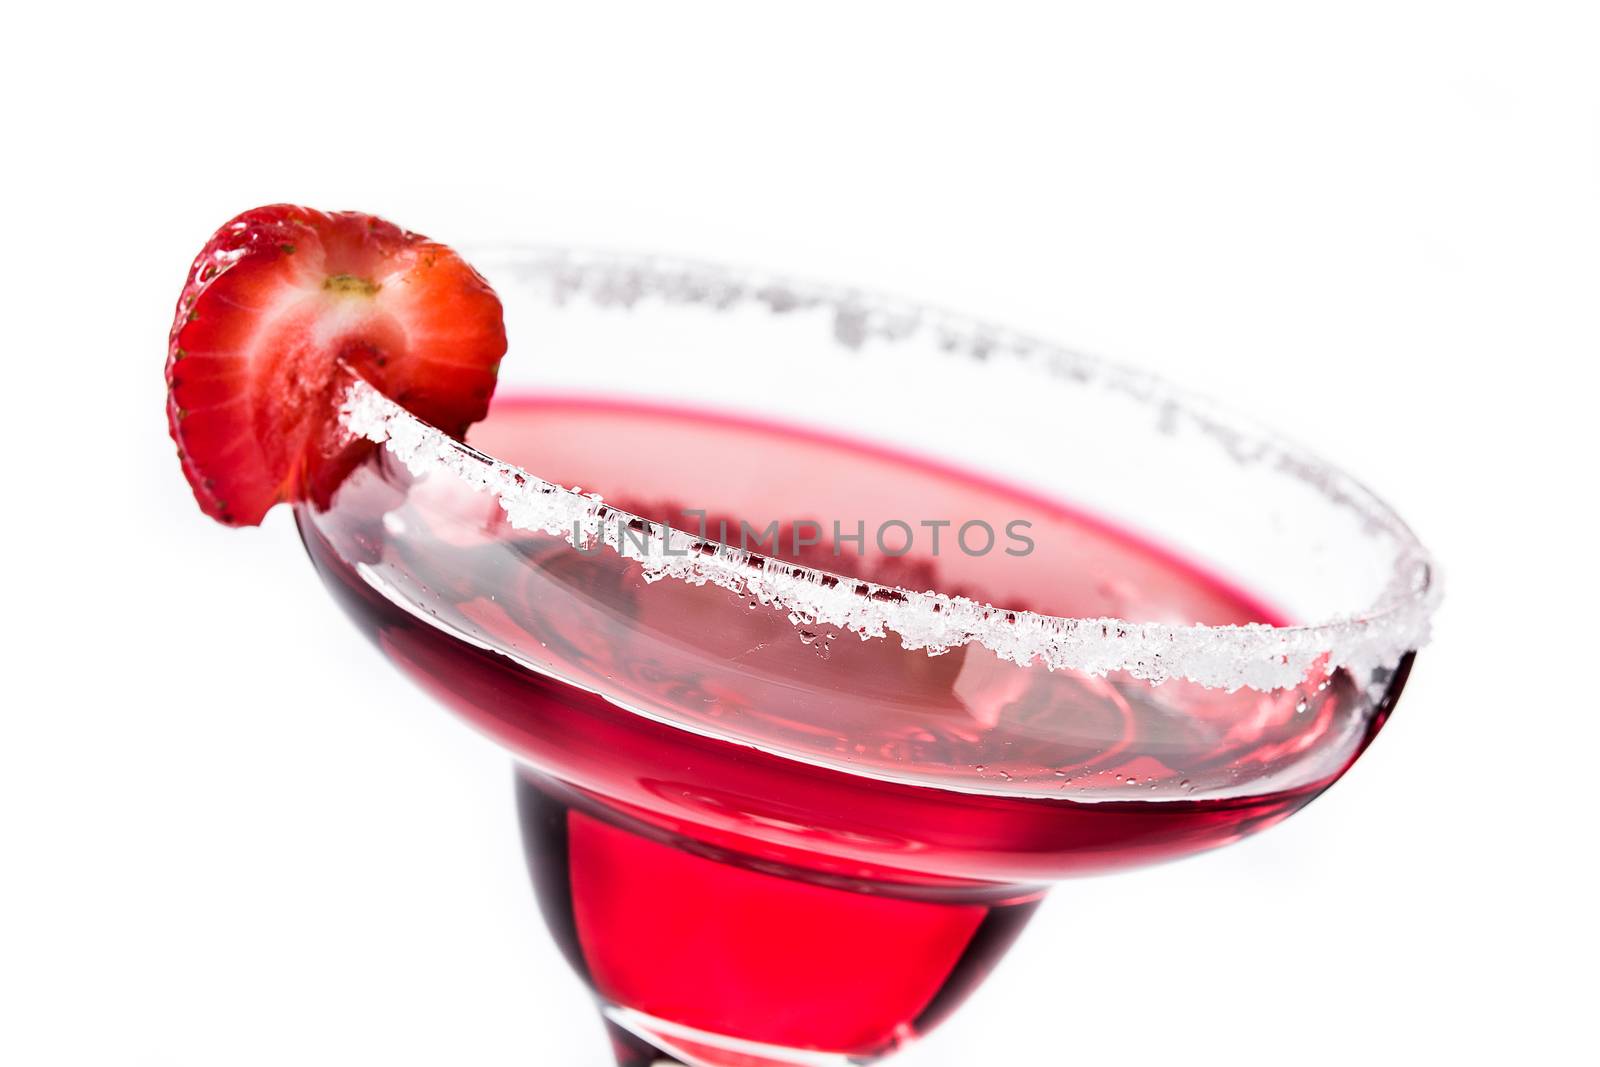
[167,205,506,525]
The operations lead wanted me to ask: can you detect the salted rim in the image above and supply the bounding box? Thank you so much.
[336,248,1440,693]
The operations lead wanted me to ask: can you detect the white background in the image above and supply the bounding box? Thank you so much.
[4,3,1597,1064]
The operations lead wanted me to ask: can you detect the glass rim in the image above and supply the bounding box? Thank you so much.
[332,247,1441,693]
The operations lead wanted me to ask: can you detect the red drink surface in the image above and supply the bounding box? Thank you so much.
[298,396,1407,1063]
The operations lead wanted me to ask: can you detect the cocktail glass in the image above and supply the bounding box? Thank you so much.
[295,249,1438,1067]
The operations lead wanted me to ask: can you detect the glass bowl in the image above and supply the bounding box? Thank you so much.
[296,248,1438,1067]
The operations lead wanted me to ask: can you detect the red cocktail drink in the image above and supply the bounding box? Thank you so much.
[298,390,1415,1065]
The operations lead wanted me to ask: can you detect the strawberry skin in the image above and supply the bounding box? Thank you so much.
[167,205,506,525]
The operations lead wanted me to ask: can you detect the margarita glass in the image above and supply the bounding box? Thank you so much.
[295,249,1437,1066]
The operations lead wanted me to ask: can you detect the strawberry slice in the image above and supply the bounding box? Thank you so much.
[167,205,507,525]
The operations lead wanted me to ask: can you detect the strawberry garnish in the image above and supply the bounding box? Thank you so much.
[167,205,507,525]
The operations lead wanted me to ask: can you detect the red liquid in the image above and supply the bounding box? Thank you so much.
[297,397,1408,1064]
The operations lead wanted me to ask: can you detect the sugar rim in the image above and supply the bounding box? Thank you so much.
[336,248,1440,693]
